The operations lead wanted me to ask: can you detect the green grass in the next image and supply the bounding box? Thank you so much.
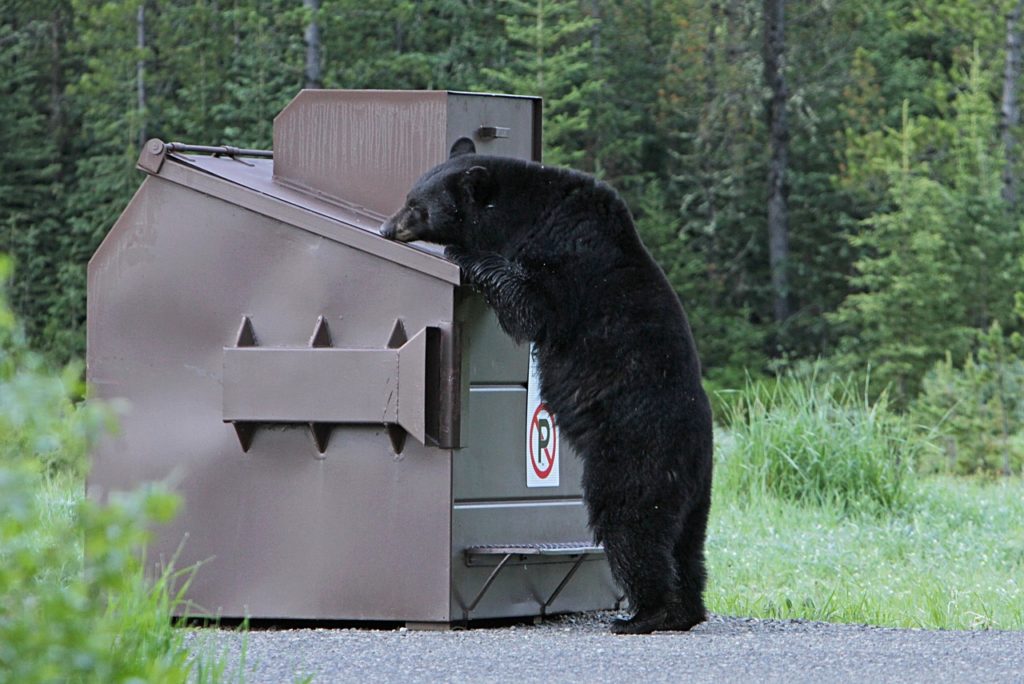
[708,374,1023,630]
[707,470,1024,629]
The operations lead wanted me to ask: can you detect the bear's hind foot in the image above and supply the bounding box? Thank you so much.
[610,607,668,635]
[610,607,708,634]
[661,609,707,632]
[663,598,708,632]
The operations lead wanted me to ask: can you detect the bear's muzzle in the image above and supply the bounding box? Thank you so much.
[379,210,418,242]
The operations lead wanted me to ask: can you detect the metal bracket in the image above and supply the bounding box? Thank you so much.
[137,138,168,175]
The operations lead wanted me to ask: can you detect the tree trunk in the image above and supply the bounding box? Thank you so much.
[762,0,791,323]
[49,4,68,182]
[699,1,721,229]
[1001,0,1024,208]
[136,2,146,149]
[304,0,322,89]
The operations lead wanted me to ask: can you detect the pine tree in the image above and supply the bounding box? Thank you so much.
[833,55,1023,403]
[53,0,148,361]
[0,1,72,351]
[656,0,771,377]
[583,0,674,198]
[480,0,601,166]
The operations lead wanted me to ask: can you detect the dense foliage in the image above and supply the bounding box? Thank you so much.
[2,1,1024,471]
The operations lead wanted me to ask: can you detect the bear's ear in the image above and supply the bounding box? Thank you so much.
[449,137,477,158]
[458,165,495,204]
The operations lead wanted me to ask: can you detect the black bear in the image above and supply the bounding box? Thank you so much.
[381,139,714,634]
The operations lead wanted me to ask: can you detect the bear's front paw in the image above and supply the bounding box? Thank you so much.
[444,245,476,282]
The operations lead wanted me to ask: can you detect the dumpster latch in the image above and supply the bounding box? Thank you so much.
[476,126,510,140]
[222,315,442,455]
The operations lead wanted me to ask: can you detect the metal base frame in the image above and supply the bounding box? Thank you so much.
[460,542,606,623]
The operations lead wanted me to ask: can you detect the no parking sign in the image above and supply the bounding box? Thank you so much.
[526,345,559,487]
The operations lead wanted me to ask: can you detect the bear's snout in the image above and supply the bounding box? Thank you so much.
[379,209,416,242]
[379,216,396,239]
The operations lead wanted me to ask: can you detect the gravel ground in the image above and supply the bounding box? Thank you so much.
[185,611,1024,683]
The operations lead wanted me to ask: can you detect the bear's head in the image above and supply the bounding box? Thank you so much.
[380,137,498,246]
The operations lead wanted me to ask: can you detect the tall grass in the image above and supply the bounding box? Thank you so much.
[717,374,927,513]
[708,371,1024,630]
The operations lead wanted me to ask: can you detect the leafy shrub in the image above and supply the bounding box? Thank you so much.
[0,255,205,683]
[0,258,117,477]
[912,322,1024,476]
[718,371,927,513]
[0,465,197,683]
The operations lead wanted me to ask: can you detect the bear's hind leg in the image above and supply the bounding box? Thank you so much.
[595,515,679,635]
[666,491,711,631]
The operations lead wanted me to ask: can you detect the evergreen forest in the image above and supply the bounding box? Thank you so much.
[3,0,1024,474]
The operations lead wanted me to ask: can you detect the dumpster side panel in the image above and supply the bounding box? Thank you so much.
[450,503,620,620]
[88,177,454,621]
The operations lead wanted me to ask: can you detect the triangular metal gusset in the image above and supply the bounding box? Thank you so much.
[386,318,408,349]
[306,317,339,456]
[235,315,258,347]
[309,315,333,348]
[385,318,410,455]
[310,422,334,454]
[233,422,257,452]
[230,317,259,453]
[387,424,407,456]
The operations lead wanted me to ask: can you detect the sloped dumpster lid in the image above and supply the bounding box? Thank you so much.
[136,139,461,285]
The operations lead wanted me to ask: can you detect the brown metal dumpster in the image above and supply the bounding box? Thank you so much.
[87,90,620,627]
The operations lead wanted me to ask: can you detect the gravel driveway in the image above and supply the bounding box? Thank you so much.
[186,612,1024,683]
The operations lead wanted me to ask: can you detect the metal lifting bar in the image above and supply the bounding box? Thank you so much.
[165,141,273,158]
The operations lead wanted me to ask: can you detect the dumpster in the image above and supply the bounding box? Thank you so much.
[87,90,621,627]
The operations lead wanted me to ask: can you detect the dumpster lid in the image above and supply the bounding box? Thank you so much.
[137,140,460,286]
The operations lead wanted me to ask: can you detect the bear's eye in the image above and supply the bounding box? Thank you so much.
[413,205,428,223]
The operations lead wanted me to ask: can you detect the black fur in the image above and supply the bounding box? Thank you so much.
[381,142,714,634]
